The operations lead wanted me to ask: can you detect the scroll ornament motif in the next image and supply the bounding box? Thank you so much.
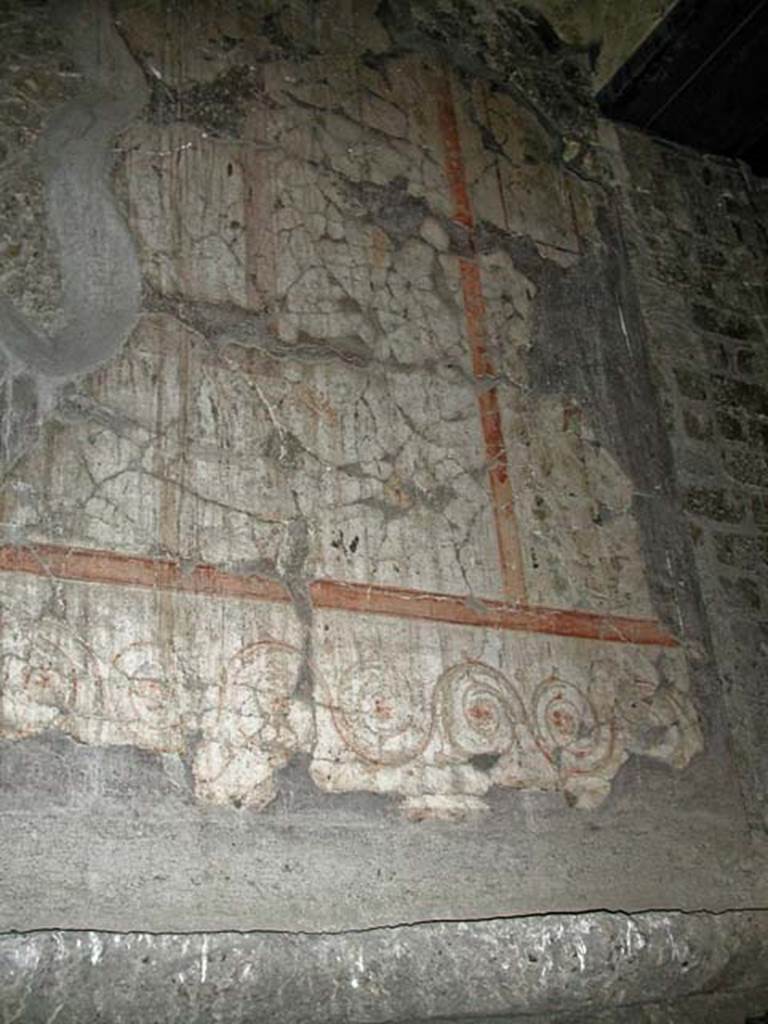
[615,667,703,770]
[0,632,188,753]
[330,656,431,767]
[101,641,187,752]
[320,652,703,812]
[0,617,702,813]
[436,662,526,760]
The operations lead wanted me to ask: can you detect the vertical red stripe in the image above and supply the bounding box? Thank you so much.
[437,74,527,604]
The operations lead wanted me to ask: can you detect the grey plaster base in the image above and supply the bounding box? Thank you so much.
[2,736,767,932]
[1,912,767,1023]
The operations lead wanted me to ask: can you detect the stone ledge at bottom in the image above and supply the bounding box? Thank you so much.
[1,910,767,1023]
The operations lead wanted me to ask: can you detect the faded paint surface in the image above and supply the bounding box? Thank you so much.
[0,1,704,820]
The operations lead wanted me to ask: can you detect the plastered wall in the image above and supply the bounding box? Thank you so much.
[0,0,764,933]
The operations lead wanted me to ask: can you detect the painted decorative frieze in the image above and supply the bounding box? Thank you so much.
[0,574,701,816]
[0,4,704,820]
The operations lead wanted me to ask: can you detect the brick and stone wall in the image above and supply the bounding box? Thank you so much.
[616,126,768,831]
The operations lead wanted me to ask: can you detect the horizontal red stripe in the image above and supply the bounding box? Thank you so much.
[0,542,677,647]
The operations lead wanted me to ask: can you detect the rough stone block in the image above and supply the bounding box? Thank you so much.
[0,911,766,1024]
[681,404,713,441]
[718,574,761,611]
[723,446,767,487]
[713,375,768,417]
[717,409,747,442]
[713,532,768,568]
[753,495,768,527]
[683,487,746,523]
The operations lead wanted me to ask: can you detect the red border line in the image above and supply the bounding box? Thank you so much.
[436,72,528,605]
[0,542,677,647]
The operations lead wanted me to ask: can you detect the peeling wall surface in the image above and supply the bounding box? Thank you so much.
[0,0,767,1001]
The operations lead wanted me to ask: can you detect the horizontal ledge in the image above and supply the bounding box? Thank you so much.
[0,542,678,647]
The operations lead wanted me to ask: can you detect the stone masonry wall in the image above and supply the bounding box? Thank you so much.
[616,126,768,833]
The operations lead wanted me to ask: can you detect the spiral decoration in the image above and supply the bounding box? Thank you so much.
[0,628,101,736]
[109,641,182,735]
[532,675,613,773]
[0,604,700,809]
[436,662,526,759]
[330,659,430,766]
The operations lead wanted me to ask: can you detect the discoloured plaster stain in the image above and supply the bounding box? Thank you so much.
[0,0,147,466]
